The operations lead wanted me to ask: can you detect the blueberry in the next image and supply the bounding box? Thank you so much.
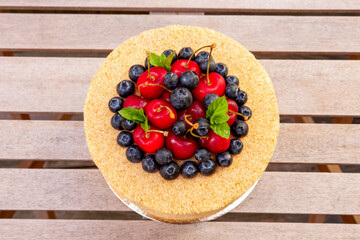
[199,159,217,176]
[234,90,248,106]
[198,59,216,74]
[231,120,249,138]
[121,119,137,131]
[216,151,233,167]
[126,145,144,163]
[117,131,133,147]
[170,87,193,109]
[180,71,199,90]
[180,161,199,179]
[117,80,135,98]
[128,65,145,82]
[178,47,195,60]
[172,120,187,136]
[214,63,228,78]
[228,139,243,155]
[155,148,173,165]
[142,155,160,173]
[203,93,219,109]
[160,161,180,180]
[225,83,239,99]
[226,75,239,86]
[195,148,211,162]
[108,97,124,113]
[111,113,124,130]
[237,105,252,120]
[144,57,154,69]
[195,51,216,73]
[164,72,179,90]
[163,49,178,64]
[193,118,210,136]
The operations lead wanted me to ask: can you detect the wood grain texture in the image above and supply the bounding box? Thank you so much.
[0,169,359,214]
[1,120,359,164]
[1,14,360,53]
[1,58,360,116]
[1,220,360,240]
[0,0,360,13]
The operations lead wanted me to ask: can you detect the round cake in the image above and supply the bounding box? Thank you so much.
[84,25,279,223]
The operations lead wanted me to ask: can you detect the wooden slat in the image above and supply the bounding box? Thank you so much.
[1,220,360,240]
[1,0,360,13]
[1,14,360,54]
[1,120,359,165]
[0,169,359,215]
[1,58,360,116]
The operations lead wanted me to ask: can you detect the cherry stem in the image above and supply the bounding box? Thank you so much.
[146,53,155,81]
[157,106,175,119]
[145,129,169,138]
[185,44,215,68]
[184,115,198,129]
[190,128,207,139]
[206,43,216,85]
[137,82,172,93]
[228,110,249,121]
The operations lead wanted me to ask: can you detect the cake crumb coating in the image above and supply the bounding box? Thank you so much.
[84,25,279,222]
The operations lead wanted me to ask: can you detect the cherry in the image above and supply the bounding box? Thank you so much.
[192,72,226,102]
[226,98,238,126]
[178,101,206,129]
[199,129,230,154]
[145,99,177,129]
[165,131,199,160]
[137,67,168,99]
[161,91,171,103]
[123,95,149,110]
[170,59,201,78]
[133,125,166,154]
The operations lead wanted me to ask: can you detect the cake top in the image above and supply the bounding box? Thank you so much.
[84,25,279,221]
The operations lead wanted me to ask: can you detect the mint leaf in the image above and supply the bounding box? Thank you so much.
[210,123,230,139]
[159,53,167,63]
[211,114,230,125]
[140,117,150,131]
[119,107,149,131]
[206,96,229,124]
[163,51,175,71]
[148,51,175,71]
[149,53,160,67]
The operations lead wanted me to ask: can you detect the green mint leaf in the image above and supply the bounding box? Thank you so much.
[148,51,175,71]
[211,114,230,125]
[210,123,230,139]
[159,53,167,63]
[140,117,150,132]
[206,96,229,124]
[119,107,146,124]
[149,53,160,67]
[163,51,175,71]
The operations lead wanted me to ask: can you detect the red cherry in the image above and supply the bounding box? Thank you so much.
[137,67,168,99]
[145,99,177,130]
[199,129,230,154]
[192,72,226,102]
[133,125,165,154]
[161,91,171,103]
[178,101,206,128]
[170,59,201,78]
[165,132,199,159]
[226,98,238,126]
[123,95,149,110]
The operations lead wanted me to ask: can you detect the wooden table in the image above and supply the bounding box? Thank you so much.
[0,1,360,239]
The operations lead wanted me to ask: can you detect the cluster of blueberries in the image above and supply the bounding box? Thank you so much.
[108,46,251,180]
